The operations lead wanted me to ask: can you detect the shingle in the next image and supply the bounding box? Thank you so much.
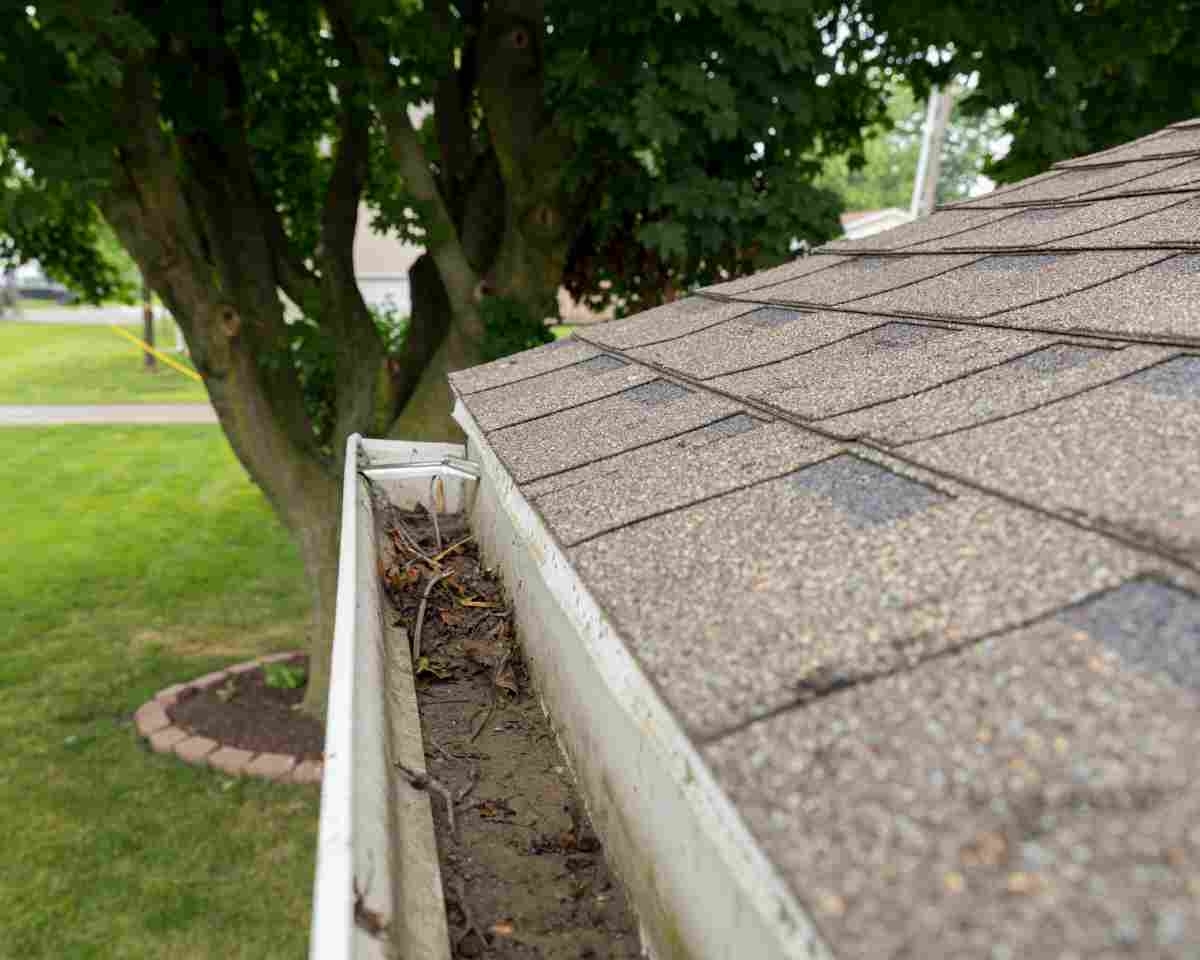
[739,254,979,306]
[488,380,741,481]
[1059,578,1200,689]
[707,324,1050,420]
[819,344,1173,445]
[569,455,1148,737]
[786,454,948,527]
[819,208,1016,253]
[1083,158,1200,199]
[448,338,600,395]
[905,361,1200,562]
[464,354,656,430]
[940,169,1065,208]
[1053,193,1200,248]
[847,250,1166,319]
[582,297,760,350]
[704,613,1200,959]
[626,308,880,380]
[529,420,839,544]
[700,254,849,296]
[949,157,1191,208]
[998,252,1200,340]
[1057,126,1200,168]
[907,194,1189,251]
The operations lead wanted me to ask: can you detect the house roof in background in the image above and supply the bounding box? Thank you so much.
[450,117,1200,957]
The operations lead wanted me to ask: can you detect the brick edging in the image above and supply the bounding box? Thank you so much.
[134,652,323,785]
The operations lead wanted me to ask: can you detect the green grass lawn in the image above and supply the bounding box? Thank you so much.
[0,323,207,405]
[0,426,319,958]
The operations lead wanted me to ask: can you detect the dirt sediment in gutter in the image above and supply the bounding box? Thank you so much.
[379,505,643,959]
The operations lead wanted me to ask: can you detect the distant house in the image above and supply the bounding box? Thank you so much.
[838,206,915,239]
[352,208,421,315]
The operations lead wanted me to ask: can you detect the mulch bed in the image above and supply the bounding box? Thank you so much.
[168,656,325,760]
[378,502,643,959]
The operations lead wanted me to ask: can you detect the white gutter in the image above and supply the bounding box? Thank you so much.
[310,435,471,960]
[454,399,832,960]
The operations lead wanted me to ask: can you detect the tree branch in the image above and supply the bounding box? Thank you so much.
[431,0,477,194]
[325,0,482,343]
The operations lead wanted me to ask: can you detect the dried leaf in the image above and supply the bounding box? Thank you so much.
[494,660,518,695]
[490,919,515,937]
[462,634,502,666]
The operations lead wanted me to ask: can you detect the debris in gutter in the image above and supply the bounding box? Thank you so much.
[379,508,642,959]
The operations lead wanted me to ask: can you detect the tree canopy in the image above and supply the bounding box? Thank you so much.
[867,0,1200,182]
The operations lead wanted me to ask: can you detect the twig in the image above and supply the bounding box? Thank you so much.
[353,856,389,939]
[469,694,499,743]
[424,499,442,552]
[395,761,457,840]
[389,516,439,568]
[455,763,481,804]
[450,879,489,954]
[412,569,452,661]
[432,534,473,564]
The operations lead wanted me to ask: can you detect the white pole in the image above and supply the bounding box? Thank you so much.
[910,86,956,218]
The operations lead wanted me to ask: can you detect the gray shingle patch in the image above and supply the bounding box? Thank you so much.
[865,321,956,348]
[702,413,760,436]
[787,453,948,527]
[742,306,807,328]
[623,379,690,406]
[972,253,1060,272]
[1127,355,1200,398]
[1006,344,1111,374]
[1158,252,1200,274]
[1059,578,1200,690]
[578,354,629,374]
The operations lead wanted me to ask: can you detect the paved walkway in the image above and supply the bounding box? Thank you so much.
[3,305,147,326]
[0,404,217,425]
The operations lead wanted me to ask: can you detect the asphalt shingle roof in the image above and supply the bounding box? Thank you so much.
[449,118,1200,958]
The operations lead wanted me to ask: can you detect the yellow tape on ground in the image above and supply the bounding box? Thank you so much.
[109,325,203,383]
